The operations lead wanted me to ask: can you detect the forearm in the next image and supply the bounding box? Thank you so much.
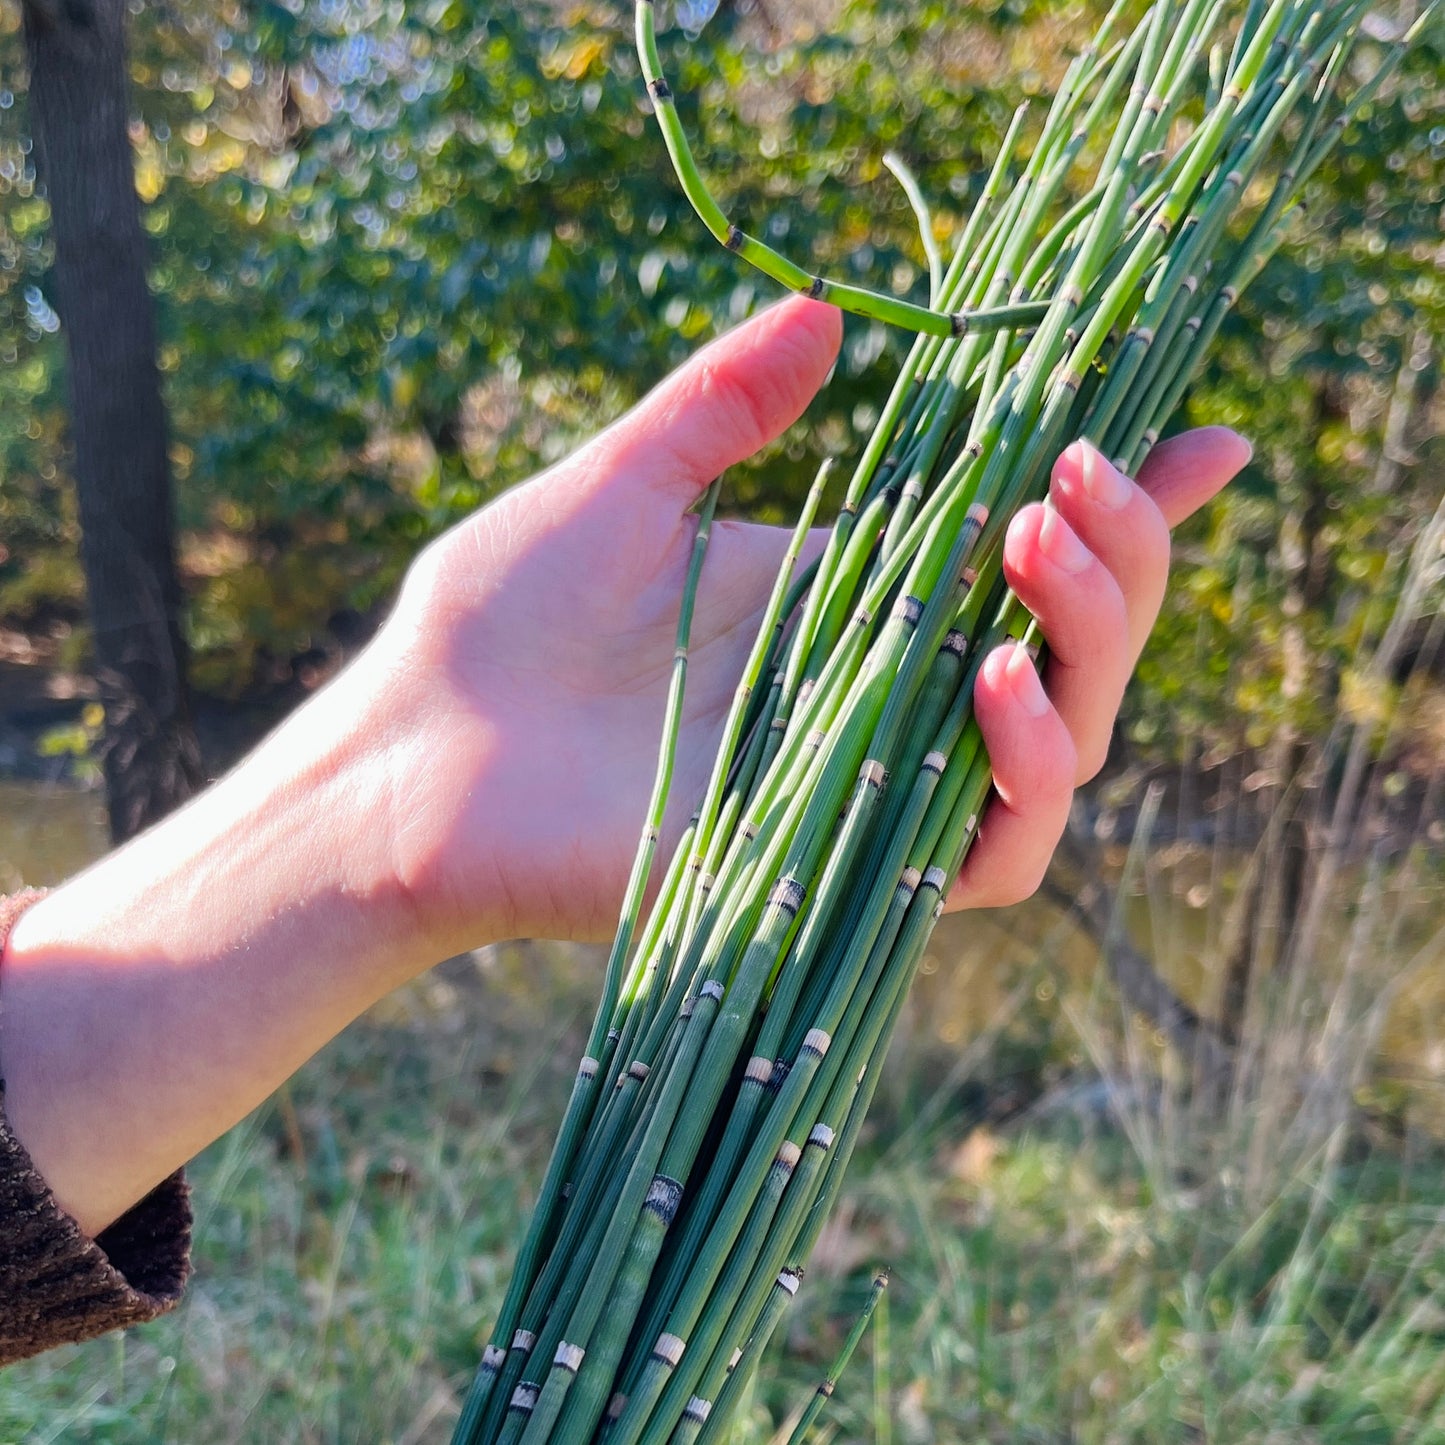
[0,637,447,1238]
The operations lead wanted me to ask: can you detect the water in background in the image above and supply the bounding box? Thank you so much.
[0,778,108,893]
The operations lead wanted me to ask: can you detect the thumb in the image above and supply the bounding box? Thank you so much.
[561,296,842,508]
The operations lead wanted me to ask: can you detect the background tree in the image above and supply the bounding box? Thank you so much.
[17,0,199,840]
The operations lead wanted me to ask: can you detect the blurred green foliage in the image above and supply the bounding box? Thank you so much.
[0,0,1440,756]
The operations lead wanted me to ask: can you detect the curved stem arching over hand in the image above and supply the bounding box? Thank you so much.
[634,0,1052,339]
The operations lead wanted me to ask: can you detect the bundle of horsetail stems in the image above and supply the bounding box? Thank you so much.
[452,1,1431,1441]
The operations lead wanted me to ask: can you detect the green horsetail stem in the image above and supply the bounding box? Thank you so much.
[634,0,1057,337]
[882,152,944,304]
[697,1265,811,1442]
[454,4,1421,1439]
[783,1270,891,1445]
[613,682,1001,1444]
[657,733,1001,1443]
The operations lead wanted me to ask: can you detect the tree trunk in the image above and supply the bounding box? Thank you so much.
[22,0,201,843]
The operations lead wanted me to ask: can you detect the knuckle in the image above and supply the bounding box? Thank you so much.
[1138,502,1173,588]
[1073,586,1129,669]
[697,356,774,456]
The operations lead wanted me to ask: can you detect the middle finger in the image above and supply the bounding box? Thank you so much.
[1002,502,1133,785]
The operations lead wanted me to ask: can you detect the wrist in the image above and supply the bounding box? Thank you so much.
[361,597,525,952]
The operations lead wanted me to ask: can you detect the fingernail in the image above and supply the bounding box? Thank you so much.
[1039,508,1092,575]
[1081,442,1133,511]
[1007,647,1050,718]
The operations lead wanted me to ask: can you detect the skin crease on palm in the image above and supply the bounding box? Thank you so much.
[0,296,1251,1239]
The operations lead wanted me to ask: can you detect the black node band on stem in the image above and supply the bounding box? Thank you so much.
[644,1175,685,1226]
[653,1333,687,1367]
[769,877,807,915]
[744,1056,774,1085]
[802,1027,832,1057]
[774,1141,802,1172]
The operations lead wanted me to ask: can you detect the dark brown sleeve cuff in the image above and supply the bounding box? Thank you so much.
[0,889,193,1367]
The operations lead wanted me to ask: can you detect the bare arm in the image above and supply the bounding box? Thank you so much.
[1,642,429,1237]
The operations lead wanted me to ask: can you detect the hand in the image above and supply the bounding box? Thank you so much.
[368,296,1250,952]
